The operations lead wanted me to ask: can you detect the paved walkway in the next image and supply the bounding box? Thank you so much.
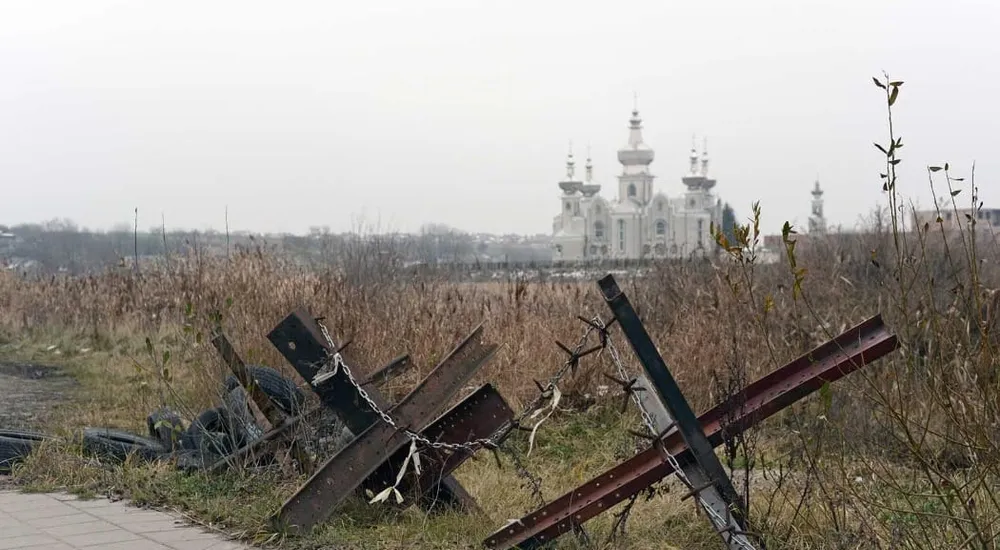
[0,490,251,549]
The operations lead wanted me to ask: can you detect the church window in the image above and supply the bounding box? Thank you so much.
[594,221,605,238]
[594,204,601,214]
[657,201,663,212]
[655,220,666,236]
[565,202,571,211]
[618,220,625,251]
[689,198,696,208]
[627,184,636,197]
[697,219,704,247]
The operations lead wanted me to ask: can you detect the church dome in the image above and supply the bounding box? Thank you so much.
[558,149,583,194]
[617,146,655,166]
[560,180,582,194]
[617,109,655,166]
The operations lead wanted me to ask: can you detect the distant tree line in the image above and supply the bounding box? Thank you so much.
[1,219,551,274]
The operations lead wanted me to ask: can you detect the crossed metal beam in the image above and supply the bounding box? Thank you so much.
[267,307,512,535]
[484,275,899,549]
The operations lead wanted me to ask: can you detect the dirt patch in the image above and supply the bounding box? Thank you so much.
[0,360,76,429]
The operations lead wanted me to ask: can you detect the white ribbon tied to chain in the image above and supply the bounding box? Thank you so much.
[369,438,423,505]
[526,385,561,457]
[312,353,343,386]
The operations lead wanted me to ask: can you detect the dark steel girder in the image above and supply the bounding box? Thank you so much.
[272,319,498,535]
[483,313,898,549]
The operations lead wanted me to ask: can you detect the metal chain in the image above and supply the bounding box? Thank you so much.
[317,317,755,549]
[600,319,759,550]
[314,318,602,455]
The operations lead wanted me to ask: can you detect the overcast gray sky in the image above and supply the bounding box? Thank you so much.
[1,0,998,236]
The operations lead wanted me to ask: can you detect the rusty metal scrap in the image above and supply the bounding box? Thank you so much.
[272,322,499,535]
[483,313,898,549]
[598,274,752,547]
[210,330,314,473]
[267,309,481,514]
[267,308,389,433]
[363,383,514,510]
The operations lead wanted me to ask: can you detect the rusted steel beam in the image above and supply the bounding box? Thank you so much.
[362,383,514,510]
[483,313,898,549]
[267,308,478,512]
[210,330,314,473]
[212,331,286,428]
[267,308,387,433]
[598,274,751,546]
[360,353,413,388]
[629,369,753,547]
[272,323,498,535]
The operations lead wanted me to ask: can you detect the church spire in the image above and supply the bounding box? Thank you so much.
[689,134,700,175]
[700,137,710,176]
[585,144,593,182]
[809,178,827,234]
[566,142,576,180]
[627,98,644,147]
[617,96,655,169]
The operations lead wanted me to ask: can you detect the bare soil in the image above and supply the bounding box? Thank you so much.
[0,360,76,430]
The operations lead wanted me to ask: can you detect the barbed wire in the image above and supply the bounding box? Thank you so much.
[312,317,607,513]
[600,319,759,550]
[312,316,758,549]
[314,317,604,455]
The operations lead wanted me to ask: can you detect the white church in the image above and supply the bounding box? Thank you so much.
[551,105,723,261]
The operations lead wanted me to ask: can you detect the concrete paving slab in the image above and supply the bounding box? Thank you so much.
[0,491,253,550]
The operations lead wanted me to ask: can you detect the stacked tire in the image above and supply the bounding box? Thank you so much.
[25,365,306,471]
[0,429,54,474]
[177,365,305,470]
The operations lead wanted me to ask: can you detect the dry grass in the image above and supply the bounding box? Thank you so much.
[0,244,859,549]
[0,223,993,550]
[4,77,1000,549]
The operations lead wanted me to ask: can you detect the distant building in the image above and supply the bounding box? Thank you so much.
[551,104,723,261]
[0,231,17,256]
[762,180,831,257]
[808,180,827,234]
[913,205,1000,232]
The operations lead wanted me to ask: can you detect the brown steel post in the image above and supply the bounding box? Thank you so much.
[267,308,477,512]
[272,322,498,534]
[484,313,898,549]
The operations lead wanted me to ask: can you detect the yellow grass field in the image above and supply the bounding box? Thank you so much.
[3,207,1000,550]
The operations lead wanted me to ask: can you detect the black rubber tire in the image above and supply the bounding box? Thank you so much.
[0,429,53,473]
[81,428,167,463]
[223,365,305,416]
[180,407,247,457]
[222,386,264,441]
[171,448,223,472]
[146,407,185,452]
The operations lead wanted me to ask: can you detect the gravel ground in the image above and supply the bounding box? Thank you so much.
[0,360,76,430]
